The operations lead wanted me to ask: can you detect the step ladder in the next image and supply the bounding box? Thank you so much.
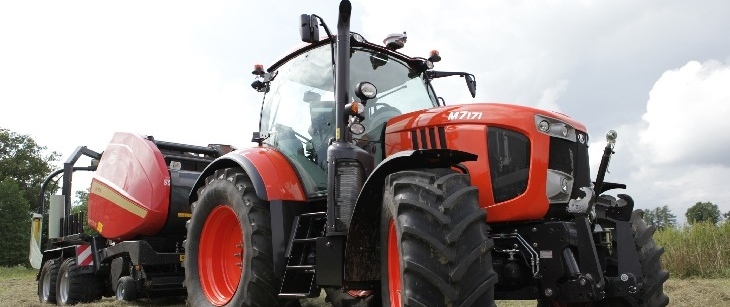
[278,212,327,299]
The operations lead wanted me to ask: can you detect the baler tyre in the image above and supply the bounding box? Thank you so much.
[185,167,279,307]
[116,276,137,301]
[56,257,103,305]
[38,258,60,304]
[537,209,669,307]
[380,168,497,307]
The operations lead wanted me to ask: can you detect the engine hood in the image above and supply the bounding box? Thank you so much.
[385,102,587,135]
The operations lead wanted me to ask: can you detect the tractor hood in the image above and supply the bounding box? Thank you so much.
[385,102,587,136]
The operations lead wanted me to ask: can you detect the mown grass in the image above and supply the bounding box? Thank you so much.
[654,221,730,278]
[4,223,730,306]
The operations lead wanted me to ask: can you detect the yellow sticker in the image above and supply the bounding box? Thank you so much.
[179,254,185,262]
[177,213,192,218]
[96,222,103,233]
[336,128,340,140]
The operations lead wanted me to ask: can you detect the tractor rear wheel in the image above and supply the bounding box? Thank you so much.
[38,258,60,304]
[56,257,102,305]
[185,167,279,307]
[380,168,497,307]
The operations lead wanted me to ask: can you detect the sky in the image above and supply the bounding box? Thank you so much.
[1,0,729,223]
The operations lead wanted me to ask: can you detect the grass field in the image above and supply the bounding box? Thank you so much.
[3,266,730,307]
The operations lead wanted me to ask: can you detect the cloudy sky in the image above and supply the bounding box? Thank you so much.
[1,0,729,223]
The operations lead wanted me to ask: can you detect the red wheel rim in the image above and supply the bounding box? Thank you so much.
[199,206,243,306]
[387,219,403,307]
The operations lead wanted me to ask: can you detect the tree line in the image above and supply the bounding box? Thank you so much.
[643,202,730,230]
[0,127,729,267]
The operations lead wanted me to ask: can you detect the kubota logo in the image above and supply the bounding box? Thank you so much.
[447,111,483,120]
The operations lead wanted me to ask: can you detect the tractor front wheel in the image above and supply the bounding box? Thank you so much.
[380,169,497,307]
[185,167,279,307]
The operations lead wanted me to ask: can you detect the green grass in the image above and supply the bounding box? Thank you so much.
[655,221,730,278]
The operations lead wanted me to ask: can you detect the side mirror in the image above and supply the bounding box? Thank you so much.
[300,14,320,43]
[465,74,477,98]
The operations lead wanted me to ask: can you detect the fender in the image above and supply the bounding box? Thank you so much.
[189,147,307,203]
[343,149,477,285]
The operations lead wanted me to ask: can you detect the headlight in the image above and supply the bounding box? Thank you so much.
[534,115,577,142]
[546,169,573,203]
[355,82,377,100]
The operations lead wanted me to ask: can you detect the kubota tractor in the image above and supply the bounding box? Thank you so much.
[183,1,669,307]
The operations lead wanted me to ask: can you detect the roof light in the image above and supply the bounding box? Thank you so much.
[428,50,441,62]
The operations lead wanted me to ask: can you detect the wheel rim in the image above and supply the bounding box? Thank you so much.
[116,283,124,300]
[41,269,51,300]
[58,270,69,303]
[387,219,403,307]
[199,205,244,306]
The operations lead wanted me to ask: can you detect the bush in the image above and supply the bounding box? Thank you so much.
[655,221,730,278]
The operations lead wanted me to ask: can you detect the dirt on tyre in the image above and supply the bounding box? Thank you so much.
[380,168,497,307]
[38,258,60,304]
[56,257,103,305]
[185,167,280,307]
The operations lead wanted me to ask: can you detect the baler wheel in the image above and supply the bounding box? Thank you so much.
[380,168,497,307]
[115,276,137,301]
[38,258,60,304]
[185,167,279,307]
[55,257,102,305]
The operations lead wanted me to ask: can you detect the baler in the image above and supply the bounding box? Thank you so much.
[32,132,231,305]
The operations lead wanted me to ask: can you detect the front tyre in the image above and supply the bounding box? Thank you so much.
[380,169,497,307]
[628,210,669,307]
[185,167,279,307]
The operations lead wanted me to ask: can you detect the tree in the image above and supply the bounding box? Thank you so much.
[642,205,677,230]
[685,201,721,225]
[0,178,31,266]
[0,128,60,212]
[724,210,730,222]
[0,128,59,266]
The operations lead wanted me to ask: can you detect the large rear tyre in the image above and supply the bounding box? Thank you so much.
[538,210,669,307]
[185,167,279,307]
[56,257,102,305]
[38,258,60,304]
[380,169,497,307]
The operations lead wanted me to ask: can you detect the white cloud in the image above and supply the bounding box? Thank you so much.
[614,59,730,222]
[639,60,730,166]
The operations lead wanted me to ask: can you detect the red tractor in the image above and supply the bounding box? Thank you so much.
[183,1,668,307]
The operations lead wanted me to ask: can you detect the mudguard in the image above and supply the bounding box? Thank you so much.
[343,149,477,285]
[189,147,307,203]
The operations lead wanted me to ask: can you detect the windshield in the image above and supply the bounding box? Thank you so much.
[259,43,438,197]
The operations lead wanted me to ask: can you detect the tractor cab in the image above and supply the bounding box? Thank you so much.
[253,33,448,197]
